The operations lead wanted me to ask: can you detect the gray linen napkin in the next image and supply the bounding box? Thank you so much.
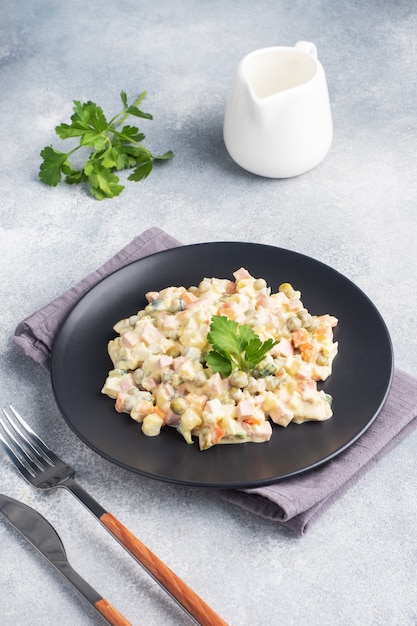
[13,227,417,535]
[220,367,417,534]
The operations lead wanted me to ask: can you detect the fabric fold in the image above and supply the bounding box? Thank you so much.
[220,368,417,534]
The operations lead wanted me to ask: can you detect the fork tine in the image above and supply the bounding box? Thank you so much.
[1,408,47,468]
[5,405,57,465]
[0,407,50,472]
[3,404,59,469]
[0,428,37,480]
[0,406,74,491]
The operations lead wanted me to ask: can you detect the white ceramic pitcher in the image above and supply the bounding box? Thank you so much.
[223,41,333,178]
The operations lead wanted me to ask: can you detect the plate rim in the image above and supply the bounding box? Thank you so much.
[51,241,394,488]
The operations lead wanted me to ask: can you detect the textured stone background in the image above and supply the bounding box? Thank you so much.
[1,1,417,624]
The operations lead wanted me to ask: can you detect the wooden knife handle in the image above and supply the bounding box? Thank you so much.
[100,512,228,626]
[95,598,133,626]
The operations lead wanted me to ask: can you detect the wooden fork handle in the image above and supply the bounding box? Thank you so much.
[100,512,228,626]
[95,598,133,626]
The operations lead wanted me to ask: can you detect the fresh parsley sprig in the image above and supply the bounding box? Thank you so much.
[206,315,278,377]
[39,91,173,200]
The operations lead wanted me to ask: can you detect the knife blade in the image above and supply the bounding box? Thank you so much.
[0,494,132,626]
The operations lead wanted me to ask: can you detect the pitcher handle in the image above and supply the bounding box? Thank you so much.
[295,40,317,58]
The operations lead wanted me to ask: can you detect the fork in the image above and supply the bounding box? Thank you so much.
[0,405,228,626]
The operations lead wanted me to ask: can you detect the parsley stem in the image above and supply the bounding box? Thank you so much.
[109,91,148,127]
[65,145,83,158]
[108,108,127,127]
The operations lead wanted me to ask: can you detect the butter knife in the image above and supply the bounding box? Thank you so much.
[0,494,132,626]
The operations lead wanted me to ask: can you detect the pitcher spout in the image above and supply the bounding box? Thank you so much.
[236,61,277,129]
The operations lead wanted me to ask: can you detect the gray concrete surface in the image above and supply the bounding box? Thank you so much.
[1,1,417,624]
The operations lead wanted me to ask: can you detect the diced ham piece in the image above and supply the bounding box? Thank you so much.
[274,291,289,305]
[137,321,164,345]
[233,267,253,281]
[255,294,270,309]
[237,398,256,418]
[141,377,157,391]
[164,410,181,426]
[287,298,303,311]
[172,356,185,371]
[204,398,223,415]
[161,314,177,330]
[157,355,173,369]
[269,401,294,427]
[275,337,294,357]
[206,373,224,396]
[119,373,134,391]
[121,331,140,348]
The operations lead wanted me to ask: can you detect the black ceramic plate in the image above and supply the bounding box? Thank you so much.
[51,242,393,488]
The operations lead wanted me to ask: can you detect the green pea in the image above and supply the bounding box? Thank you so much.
[230,370,248,388]
[286,316,302,332]
[170,397,188,415]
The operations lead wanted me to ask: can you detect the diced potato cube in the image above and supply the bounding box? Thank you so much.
[141,413,164,437]
[181,408,202,431]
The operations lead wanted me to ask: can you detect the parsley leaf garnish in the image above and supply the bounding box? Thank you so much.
[39,91,173,199]
[206,315,278,377]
